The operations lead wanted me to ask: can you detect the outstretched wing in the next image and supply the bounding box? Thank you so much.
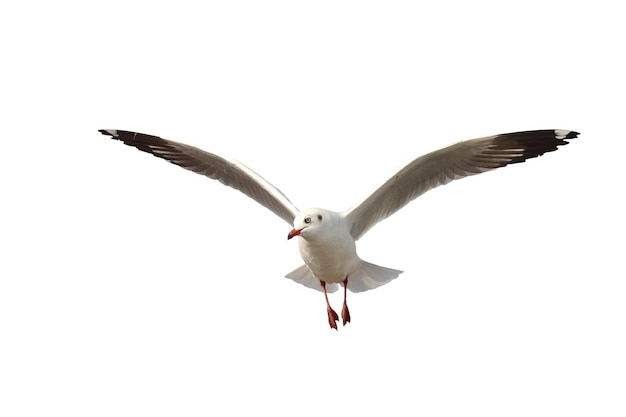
[99,129,299,225]
[343,129,579,240]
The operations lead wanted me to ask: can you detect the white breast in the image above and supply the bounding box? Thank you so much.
[298,219,360,284]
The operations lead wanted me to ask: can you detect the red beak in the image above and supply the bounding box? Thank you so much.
[287,228,301,240]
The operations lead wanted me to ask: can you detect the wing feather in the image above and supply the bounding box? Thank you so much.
[343,129,579,240]
[99,129,299,225]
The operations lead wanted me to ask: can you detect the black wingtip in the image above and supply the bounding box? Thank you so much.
[486,129,580,166]
[555,130,580,141]
[98,129,163,144]
[98,129,119,138]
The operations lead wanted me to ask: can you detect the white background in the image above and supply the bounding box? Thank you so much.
[1,1,624,416]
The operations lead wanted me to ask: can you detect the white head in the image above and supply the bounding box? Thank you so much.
[287,208,331,241]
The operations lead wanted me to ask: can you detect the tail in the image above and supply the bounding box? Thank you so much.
[285,261,403,293]
[284,265,339,293]
[346,261,403,293]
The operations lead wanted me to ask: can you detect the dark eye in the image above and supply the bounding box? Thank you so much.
[304,216,312,224]
[317,215,322,221]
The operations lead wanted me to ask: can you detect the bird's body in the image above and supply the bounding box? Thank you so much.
[293,209,360,285]
[286,208,402,294]
[99,128,578,329]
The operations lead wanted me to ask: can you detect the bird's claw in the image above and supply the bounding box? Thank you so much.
[327,307,339,330]
[341,304,351,326]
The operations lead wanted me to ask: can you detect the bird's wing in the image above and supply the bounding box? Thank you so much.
[343,129,579,240]
[99,129,299,225]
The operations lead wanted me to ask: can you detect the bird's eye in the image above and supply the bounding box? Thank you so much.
[304,216,312,224]
[317,215,322,221]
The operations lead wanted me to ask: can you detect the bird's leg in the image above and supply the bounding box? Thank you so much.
[341,277,351,326]
[321,281,338,330]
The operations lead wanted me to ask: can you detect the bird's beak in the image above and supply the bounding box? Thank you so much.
[287,228,301,240]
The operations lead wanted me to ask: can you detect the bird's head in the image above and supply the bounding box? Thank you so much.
[288,209,328,240]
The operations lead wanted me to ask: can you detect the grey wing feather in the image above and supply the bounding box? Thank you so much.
[343,129,579,240]
[99,129,299,225]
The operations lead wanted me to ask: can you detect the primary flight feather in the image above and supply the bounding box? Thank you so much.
[99,128,578,329]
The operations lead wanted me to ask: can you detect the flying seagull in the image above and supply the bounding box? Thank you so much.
[99,129,578,329]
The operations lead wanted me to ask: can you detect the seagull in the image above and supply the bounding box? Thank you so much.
[99,129,578,329]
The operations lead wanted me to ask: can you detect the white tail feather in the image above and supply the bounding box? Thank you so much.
[285,261,402,293]
[347,261,403,293]
[285,265,339,293]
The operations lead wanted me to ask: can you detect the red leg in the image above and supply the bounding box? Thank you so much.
[341,278,351,326]
[321,281,338,330]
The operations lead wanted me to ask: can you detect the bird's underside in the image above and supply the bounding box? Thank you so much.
[99,128,578,329]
